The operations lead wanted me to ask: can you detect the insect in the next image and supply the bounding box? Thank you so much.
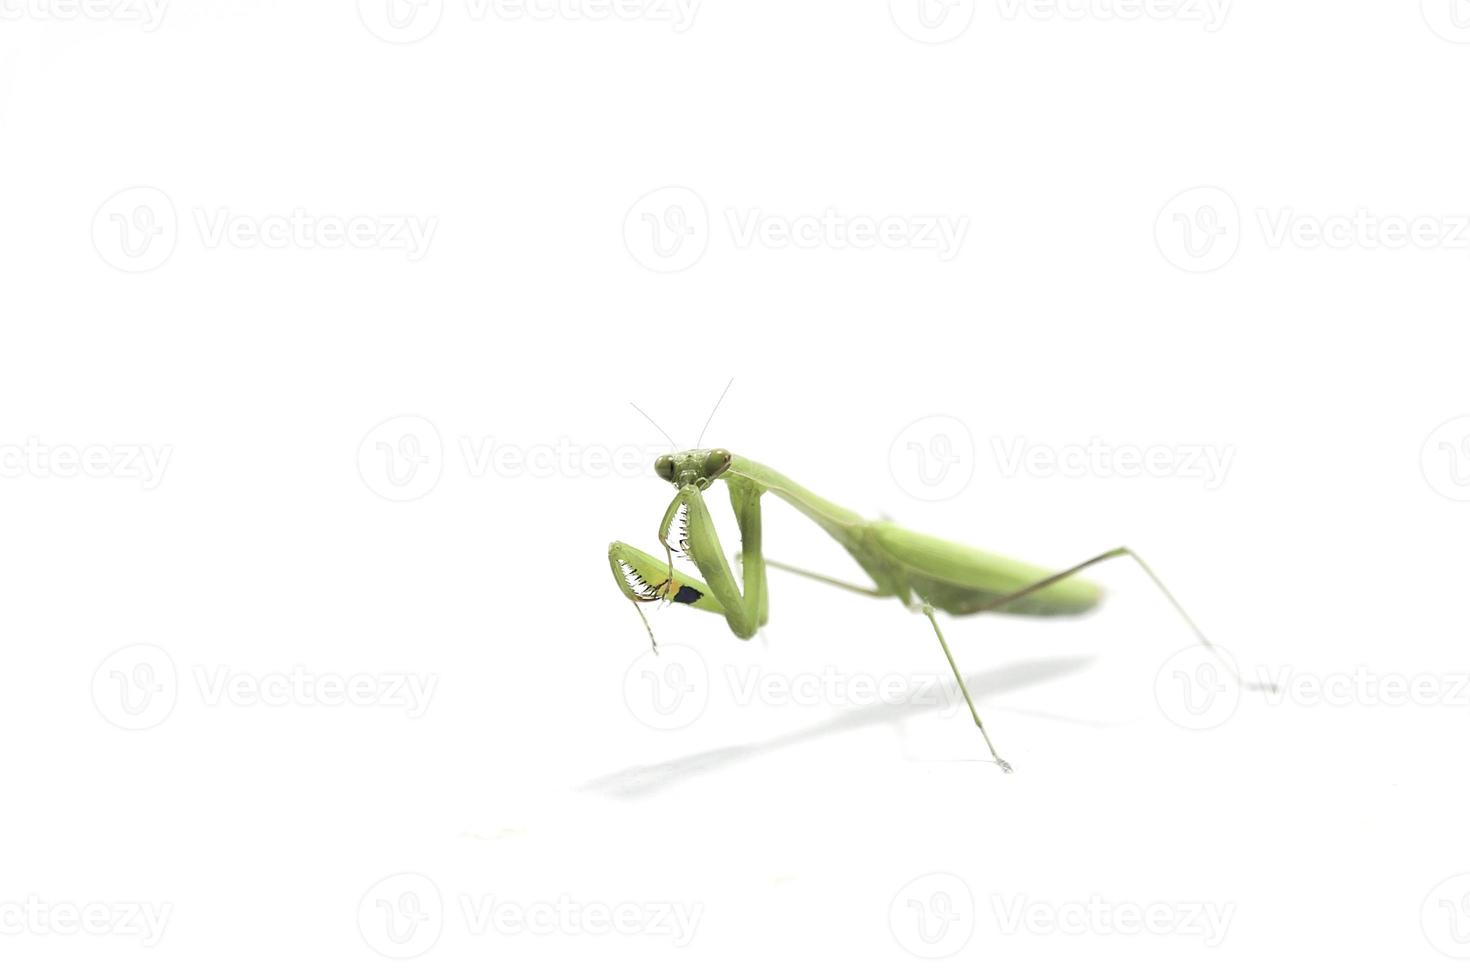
[608,388,1255,773]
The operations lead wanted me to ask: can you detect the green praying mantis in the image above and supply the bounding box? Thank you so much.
[607,389,1257,773]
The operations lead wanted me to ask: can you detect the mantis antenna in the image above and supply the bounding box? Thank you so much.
[629,402,677,450]
[695,377,735,449]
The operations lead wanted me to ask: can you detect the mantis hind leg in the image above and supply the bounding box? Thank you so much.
[944,546,1271,692]
[909,546,1272,773]
[919,600,1013,773]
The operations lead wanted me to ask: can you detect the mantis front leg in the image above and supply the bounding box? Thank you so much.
[610,476,769,645]
[677,477,768,639]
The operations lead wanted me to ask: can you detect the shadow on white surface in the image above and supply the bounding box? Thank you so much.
[581,656,1108,798]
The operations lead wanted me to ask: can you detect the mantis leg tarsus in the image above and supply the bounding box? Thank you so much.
[919,601,1013,774]
[1115,548,1276,695]
[632,599,660,653]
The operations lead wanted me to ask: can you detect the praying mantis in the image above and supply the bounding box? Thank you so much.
[606,391,1255,773]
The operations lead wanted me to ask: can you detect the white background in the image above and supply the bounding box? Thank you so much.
[3,1,1470,976]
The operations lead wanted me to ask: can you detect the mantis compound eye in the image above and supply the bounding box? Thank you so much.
[703,449,732,479]
[654,455,676,482]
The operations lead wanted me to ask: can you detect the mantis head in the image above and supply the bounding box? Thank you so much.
[654,448,732,490]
